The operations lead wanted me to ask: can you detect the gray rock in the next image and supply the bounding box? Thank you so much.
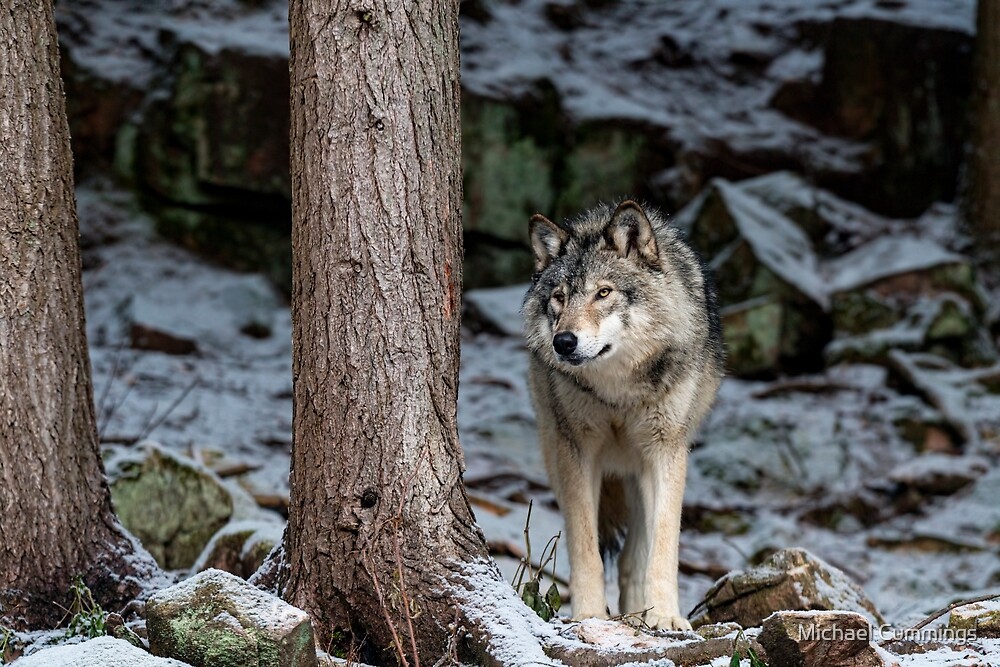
[135,41,290,205]
[16,637,192,667]
[887,351,1000,449]
[760,610,883,667]
[106,443,234,569]
[825,295,996,369]
[146,569,316,667]
[690,548,884,628]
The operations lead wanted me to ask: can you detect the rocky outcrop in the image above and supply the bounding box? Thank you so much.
[134,41,289,206]
[146,569,316,667]
[677,179,831,376]
[771,16,972,217]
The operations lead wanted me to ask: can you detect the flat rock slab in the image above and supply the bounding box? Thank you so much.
[16,636,192,667]
[760,610,883,667]
[146,568,316,667]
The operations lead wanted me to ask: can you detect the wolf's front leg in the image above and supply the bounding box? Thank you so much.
[556,446,608,620]
[640,442,692,631]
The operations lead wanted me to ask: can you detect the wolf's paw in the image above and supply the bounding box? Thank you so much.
[644,610,692,631]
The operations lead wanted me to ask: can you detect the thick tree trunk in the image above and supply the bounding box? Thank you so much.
[280,0,497,662]
[0,0,158,630]
[966,0,1000,266]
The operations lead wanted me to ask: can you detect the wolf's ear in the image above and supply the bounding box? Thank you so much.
[604,200,659,267]
[529,214,568,271]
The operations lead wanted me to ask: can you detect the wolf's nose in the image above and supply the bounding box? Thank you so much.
[553,332,578,356]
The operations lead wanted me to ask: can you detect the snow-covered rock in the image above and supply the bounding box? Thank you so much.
[146,569,315,667]
[690,548,884,628]
[949,598,1000,637]
[825,295,996,368]
[679,178,831,375]
[887,352,1000,449]
[106,443,235,569]
[15,636,192,667]
[738,171,889,251]
[192,520,284,579]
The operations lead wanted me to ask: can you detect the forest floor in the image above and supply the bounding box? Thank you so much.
[78,179,1000,633]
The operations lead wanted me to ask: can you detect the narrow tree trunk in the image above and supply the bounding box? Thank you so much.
[966,0,1000,267]
[280,0,498,662]
[0,0,158,629]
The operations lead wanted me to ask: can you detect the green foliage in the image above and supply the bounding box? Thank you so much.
[0,626,12,665]
[729,629,768,667]
[512,501,563,622]
[63,577,107,639]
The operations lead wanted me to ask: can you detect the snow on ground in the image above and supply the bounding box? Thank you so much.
[14,636,190,666]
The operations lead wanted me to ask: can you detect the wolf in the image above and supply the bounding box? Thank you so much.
[521,200,725,630]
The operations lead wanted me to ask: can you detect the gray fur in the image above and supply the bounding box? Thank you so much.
[522,200,724,629]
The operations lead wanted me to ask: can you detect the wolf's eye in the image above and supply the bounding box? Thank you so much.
[596,287,613,299]
[552,292,565,305]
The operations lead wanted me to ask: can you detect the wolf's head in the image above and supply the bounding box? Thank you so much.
[522,200,694,372]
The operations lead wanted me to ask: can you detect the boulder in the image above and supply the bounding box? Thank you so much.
[106,443,235,569]
[15,637,191,667]
[690,548,884,628]
[948,598,1000,637]
[461,90,663,287]
[193,520,284,579]
[676,179,831,376]
[759,611,883,667]
[120,33,292,291]
[146,569,316,667]
[887,351,1000,449]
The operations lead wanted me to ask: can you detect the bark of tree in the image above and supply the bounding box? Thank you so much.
[966,0,1000,267]
[0,0,158,630]
[279,0,496,662]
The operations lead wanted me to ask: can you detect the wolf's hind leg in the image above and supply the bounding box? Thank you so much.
[618,480,647,615]
[640,442,692,631]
